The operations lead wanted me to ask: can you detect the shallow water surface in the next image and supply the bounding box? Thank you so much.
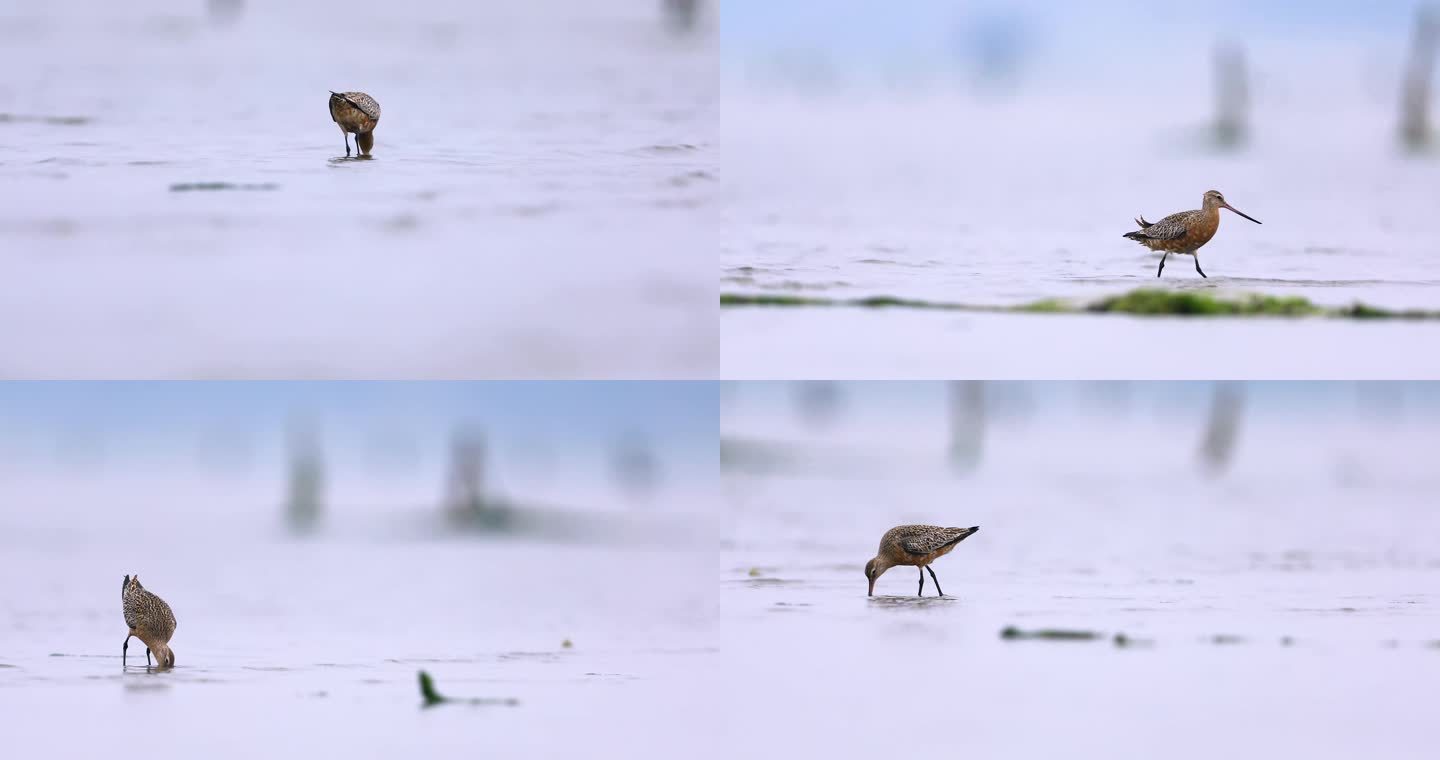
[719,388,1440,758]
[0,540,718,756]
[0,1,715,377]
[721,96,1440,377]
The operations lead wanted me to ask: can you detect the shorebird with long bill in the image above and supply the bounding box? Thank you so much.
[1123,190,1262,278]
[865,525,980,597]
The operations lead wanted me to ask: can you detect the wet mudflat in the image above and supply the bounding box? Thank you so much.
[0,1,715,378]
[721,90,1440,378]
[719,388,1440,758]
[0,540,718,756]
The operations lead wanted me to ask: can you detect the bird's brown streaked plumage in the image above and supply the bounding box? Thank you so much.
[1122,190,1261,278]
[864,525,979,597]
[122,574,177,669]
[328,90,381,157]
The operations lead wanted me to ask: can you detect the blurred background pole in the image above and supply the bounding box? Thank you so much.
[663,0,699,34]
[1213,41,1249,149]
[794,381,842,429]
[284,417,324,534]
[1198,382,1244,476]
[947,381,986,474]
[612,433,660,504]
[207,0,245,26]
[1400,7,1438,150]
[444,425,487,525]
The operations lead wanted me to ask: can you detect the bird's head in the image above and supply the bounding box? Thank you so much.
[864,557,891,596]
[1204,190,1262,224]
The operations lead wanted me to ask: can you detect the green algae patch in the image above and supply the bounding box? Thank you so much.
[721,293,827,307]
[1086,289,1322,316]
[1015,298,1069,313]
[721,288,1440,320]
[1000,626,1102,641]
[419,670,446,706]
[418,670,519,709]
[854,295,961,310]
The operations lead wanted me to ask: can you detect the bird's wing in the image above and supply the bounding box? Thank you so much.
[345,93,381,120]
[899,530,950,555]
[1133,211,1194,240]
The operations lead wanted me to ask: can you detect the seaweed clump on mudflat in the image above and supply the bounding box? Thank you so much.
[418,670,519,709]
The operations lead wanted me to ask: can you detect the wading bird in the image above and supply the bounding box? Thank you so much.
[328,91,381,157]
[122,574,177,668]
[1123,190,1261,278]
[864,525,979,597]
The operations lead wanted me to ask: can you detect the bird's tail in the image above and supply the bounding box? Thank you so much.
[1123,216,1156,240]
[1122,215,1155,240]
[945,526,980,547]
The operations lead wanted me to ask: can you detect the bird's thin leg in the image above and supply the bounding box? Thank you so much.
[146,648,152,667]
[123,634,130,666]
[1156,252,1168,278]
[345,133,352,158]
[1193,254,1207,278]
[926,566,945,597]
[916,566,925,597]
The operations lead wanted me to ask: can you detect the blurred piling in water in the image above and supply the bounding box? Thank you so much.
[437,426,489,529]
[1198,382,1244,476]
[1399,7,1438,150]
[1213,42,1250,149]
[612,433,659,503]
[794,381,842,429]
[438,426,650,542]
[955,10,1029,95]
[207,0,245,26]
[947,381,986,474]
[663,0,699,34]
[284,419,325,534]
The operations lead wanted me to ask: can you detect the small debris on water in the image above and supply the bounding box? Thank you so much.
[562,639,573,649]
[0,113,92,125]
[169,182,279,192]
[747,567,762,577]
[1112,633,1154,649]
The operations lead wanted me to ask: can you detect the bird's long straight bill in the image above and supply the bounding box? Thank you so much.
[1222,202,1262,224]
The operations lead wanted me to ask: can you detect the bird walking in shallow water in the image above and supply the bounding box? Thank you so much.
[122,575,177,668]
[1123,190,1261,278]
[328,90,381,157]
[865,525,979,597]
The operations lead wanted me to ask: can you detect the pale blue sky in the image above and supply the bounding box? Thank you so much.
[0,382,716,461]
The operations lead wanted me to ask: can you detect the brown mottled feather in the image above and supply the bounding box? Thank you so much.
[122,575,176,661]
[881,525,979,562]
[328,91,381,135]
